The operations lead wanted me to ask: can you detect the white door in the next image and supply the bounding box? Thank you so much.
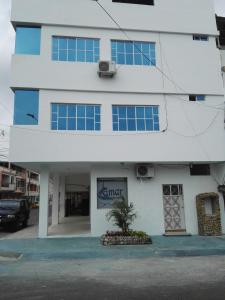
[163,184,186,232]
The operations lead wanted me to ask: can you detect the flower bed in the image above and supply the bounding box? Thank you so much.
[101,231,152,246]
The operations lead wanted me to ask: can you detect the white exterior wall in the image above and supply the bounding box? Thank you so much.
[90,164,225,236]
[9,0,225,237]
[10,7,225,164]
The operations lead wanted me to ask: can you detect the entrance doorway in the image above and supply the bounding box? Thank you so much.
[163,184,186,232]
[65,192,90,217]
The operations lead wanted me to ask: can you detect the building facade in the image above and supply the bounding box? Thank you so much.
[10,0,225,238]
[0,162,39,203]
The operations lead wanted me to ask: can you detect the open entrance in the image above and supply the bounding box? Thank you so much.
[48,173,91,237]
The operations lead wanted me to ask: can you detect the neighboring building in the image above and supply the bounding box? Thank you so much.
[0,162,39,203]
[25,170,40,204]
[217,16,225,89]
[9,0,225,238]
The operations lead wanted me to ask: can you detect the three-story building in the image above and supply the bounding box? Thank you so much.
[10,0,225,237]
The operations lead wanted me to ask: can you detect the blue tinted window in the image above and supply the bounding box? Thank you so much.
[112,105,159,132]
[51,104,101,131]
[15,27,41,55]
[111,40,156,66]
[14,90,39,125]
[52,36,100,63]
[193,35,209,42]
[196,95,205,101]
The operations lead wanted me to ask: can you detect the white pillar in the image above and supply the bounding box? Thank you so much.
[52,174,60,226]
[38,166,49,238]
[59,175,66,220]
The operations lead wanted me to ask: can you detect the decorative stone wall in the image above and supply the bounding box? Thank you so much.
[196,193,222,236]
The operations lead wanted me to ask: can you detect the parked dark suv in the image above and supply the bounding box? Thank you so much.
[0,199,30,231]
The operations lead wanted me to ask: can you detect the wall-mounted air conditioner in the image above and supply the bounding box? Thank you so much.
[98,61,117,78]
[136,164,155,179]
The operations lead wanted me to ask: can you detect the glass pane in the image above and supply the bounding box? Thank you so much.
[14,90,39,125]
[77,38,85,50]
[95,122,101,131]
[58,118,67,130]
[15,27,41,55]
[58,105,67,117]
[136,107,144,118]
[52,104,57,113]
[86,51,94,62]
[112,106,118,115]
[137,119,145,131]
[77,118,85,130]
[95,106,100,114]
[163,185,171,196]
[146,119,153,131]
[68,118,76,130]
[117,41,125,52]
[68,50,76,62]
[77,51,85,62]
[142,42,150,53]
[118,107,126,118]
[86,39,94,51]
[113,123,118,131]
[128,119,136,131]
[86,118,94,130]
[95,115,100,123]
[77,105,85,117]
[145,107,153,118]
[59,38,67,49]
[52,38,58,52]
[86,106,94,118]
[68,38,76,49]
[119,119,127,131]
[118,53,125,64]
[171,185,179,195]
[68,105,76,117]
[125,42,133,53]
[126,54,133,65]
[59,50,67,61]
[134,54,142,65]
[51,122,57,130]
[127,107,135,118]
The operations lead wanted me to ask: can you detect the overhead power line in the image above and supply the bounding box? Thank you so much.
[94,0,225,112]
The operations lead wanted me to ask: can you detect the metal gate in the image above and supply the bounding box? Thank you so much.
[163,184,186,232]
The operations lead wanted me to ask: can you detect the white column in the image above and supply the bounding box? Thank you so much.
[59,175,66,220]
[38,166,49,238]
[52,174,60,226]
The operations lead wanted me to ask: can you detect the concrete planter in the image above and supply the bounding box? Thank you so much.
[101,233,152,246]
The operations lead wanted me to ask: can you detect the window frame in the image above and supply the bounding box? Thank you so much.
[51,103,101,131]
[52,36,100,63]
[15,26,41,55]
[111,39,156,66]
[112,105,160,132]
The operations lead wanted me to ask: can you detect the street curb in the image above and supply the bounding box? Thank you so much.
[0,252,23,261]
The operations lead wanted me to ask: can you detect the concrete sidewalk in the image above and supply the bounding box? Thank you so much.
[0,235,225,261]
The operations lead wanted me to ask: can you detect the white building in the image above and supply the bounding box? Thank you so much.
[9,0,225,238]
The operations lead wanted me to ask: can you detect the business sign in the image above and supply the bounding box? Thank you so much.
[97,178,127,209]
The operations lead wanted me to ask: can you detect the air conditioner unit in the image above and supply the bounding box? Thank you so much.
[98,61,117,78]
[136,164,155,179]
[222,66,225,72]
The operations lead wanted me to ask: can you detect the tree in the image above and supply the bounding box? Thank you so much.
[106,198,137,234]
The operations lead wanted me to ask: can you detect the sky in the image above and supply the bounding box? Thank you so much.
[0,0,225,158]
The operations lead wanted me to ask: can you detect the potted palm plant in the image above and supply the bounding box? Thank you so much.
[101,198,152,246]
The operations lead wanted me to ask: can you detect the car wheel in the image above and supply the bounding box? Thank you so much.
[22,219,28,228]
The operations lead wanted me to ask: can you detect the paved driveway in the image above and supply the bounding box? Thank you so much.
[0,208,38,240]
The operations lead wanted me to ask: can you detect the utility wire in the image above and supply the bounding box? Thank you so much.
[94,0,225,112]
